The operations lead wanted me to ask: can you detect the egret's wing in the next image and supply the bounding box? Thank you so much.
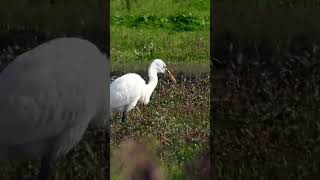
[0,63,77,146]
[110,74,144,110]
[0,38,107,146]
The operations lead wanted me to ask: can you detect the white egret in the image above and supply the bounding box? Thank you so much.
[110,59,176,122]
[0,37,108,180]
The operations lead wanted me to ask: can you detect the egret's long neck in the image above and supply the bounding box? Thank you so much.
[141,66,158,104]
[146,67,158,94]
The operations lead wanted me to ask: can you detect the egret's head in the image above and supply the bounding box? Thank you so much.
[151,59,177,83]
[151,59,167,73]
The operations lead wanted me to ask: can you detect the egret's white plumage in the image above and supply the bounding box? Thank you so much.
[0,37,108,179]
[110,59,176,122]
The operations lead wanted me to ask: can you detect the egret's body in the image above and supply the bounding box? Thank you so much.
[110,73,147,112]
[0,38,108,179]
[110,59,176,122]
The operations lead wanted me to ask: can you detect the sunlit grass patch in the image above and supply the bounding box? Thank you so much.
[111,26,209,65]
[110,76,209,179]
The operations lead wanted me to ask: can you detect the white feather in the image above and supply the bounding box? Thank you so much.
[110,59,175,119]
[0,37,108,161]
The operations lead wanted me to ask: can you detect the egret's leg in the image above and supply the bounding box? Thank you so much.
[39,157,55,180]
[136,106,141,114]
[15,161,29,179]
[124,100,139,121]
[83,140,97,164]
[122,111,128,122]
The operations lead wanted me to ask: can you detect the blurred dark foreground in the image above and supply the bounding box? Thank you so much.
[0,0,108,72]
[212,3,320,178]
[0,1,108,178]
[212,32,320,179]
[115,139,210,180]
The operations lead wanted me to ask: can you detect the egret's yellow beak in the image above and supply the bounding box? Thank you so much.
[165,67,177,84]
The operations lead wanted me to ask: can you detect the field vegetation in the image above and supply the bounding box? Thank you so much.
[110,0,209,69]
[110,0,210,179]
[0,0,210,179]
[213,0,320,179]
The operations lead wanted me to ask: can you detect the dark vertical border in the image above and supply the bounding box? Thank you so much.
[211,1,320,179]
[0,1,111,179]
[210,0,214,179]
[106,0,110,179]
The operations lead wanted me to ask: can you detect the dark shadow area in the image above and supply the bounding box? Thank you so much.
[212,1,320,179]
[0,0,109,72]
[0,1,109,179]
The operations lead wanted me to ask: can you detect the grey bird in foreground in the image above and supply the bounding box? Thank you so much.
[0,37,109,180]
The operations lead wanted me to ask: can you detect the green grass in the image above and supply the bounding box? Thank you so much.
[110,77,209,179]
[111,0,209,17]
[110,0,209,178]
[110,0,210,69]
[111,27,209,66]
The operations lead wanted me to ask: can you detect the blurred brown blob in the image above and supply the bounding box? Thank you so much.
[185,151,210,180]
[118,139,164,180]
